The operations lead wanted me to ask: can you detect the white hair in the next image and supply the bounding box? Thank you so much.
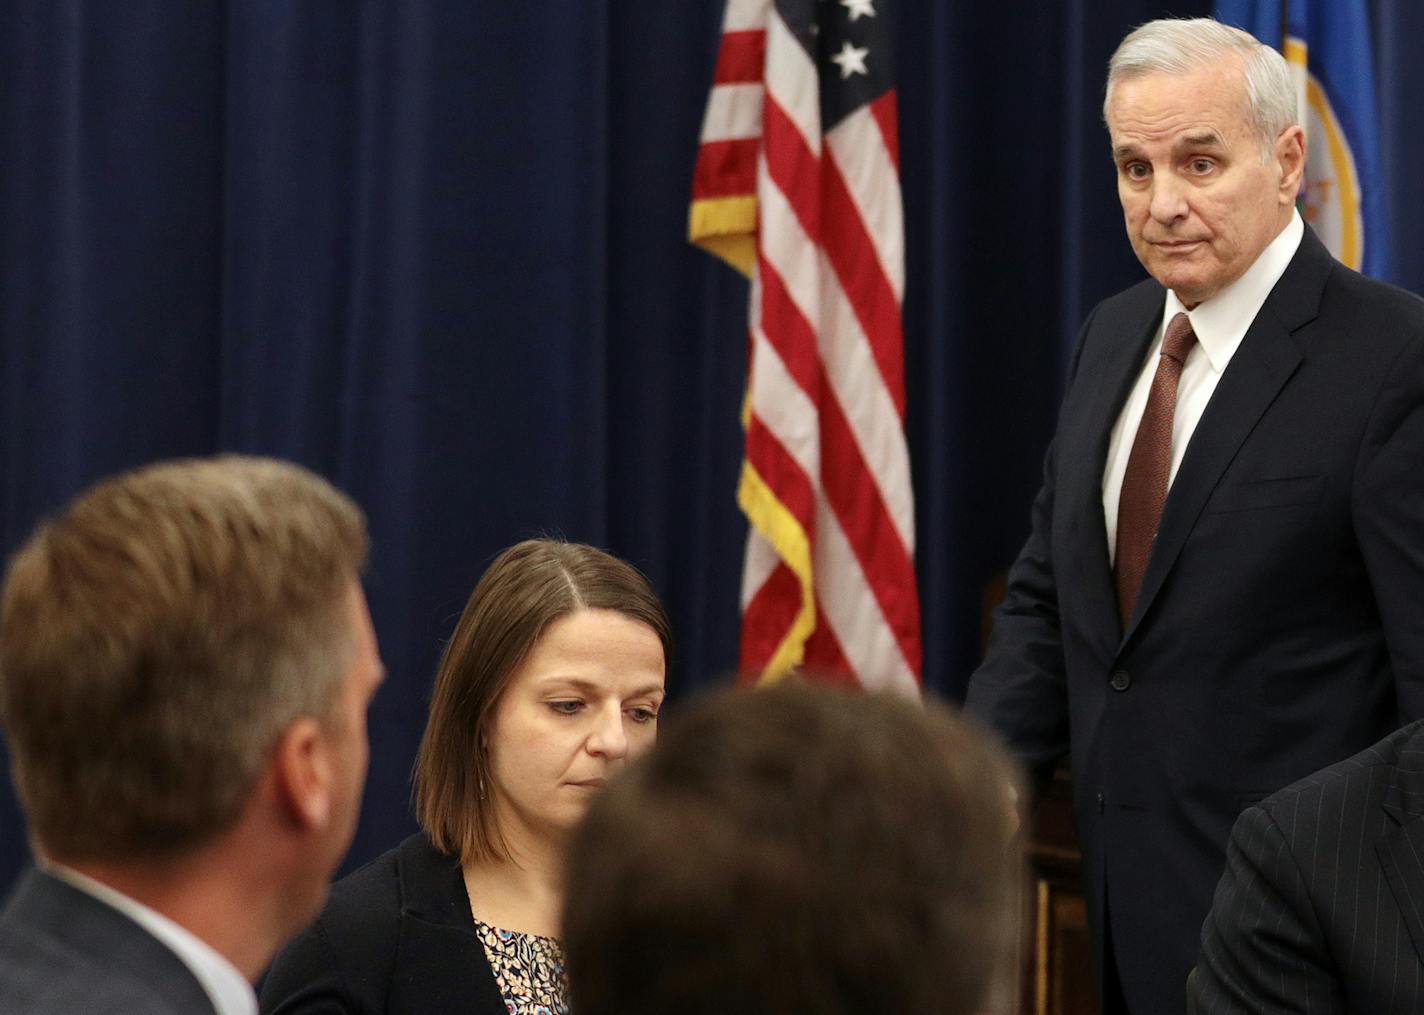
[1104,17,1297,161]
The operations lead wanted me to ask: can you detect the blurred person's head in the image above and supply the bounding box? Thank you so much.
[0,455,378,963]
[413,538,671,862]
[562,679,1024,1015]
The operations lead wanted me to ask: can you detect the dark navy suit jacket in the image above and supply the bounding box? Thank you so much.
[967,226,1424,1014]
[260,833,506,1015]
[1192,719,1424,1013]
[0,867,216,1014]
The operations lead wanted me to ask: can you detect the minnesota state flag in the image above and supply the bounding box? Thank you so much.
[1215,0,1390,279]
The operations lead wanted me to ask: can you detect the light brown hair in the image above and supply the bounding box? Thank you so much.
[563,680,1024,1015]
[413,538,671,861]
[0,456,368,861]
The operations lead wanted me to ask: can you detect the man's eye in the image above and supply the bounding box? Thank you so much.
[1123,162,1149,180]
[1190,158,1214,173]
[628,707,660,724]
[549,700,582,715]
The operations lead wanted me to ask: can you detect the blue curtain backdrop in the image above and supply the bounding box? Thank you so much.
[2,1,1422,893]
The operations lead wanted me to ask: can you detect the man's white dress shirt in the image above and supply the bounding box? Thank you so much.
[1102,210,1305,560]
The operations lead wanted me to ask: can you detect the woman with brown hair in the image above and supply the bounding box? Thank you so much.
[260,538,671,1015]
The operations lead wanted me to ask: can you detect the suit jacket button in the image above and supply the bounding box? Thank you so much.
[1096,791,1105,814]
[1110,669,1131,692]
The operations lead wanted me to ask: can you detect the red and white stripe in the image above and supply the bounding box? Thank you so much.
[691,0,921,694]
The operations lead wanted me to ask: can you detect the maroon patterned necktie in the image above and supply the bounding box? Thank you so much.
[1115,312,1198,627]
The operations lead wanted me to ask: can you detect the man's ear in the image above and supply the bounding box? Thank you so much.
[271,717,332,831]
[1276,124,1306,205]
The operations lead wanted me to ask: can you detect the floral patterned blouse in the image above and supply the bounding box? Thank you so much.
[474,917,570,1015]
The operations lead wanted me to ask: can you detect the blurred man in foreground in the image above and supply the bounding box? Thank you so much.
[0,456,381,1015]
[562,680,1023,1015]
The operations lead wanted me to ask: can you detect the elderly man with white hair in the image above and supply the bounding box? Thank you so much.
[968,17,1424,1015]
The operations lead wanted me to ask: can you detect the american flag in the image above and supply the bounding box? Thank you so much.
[690,0,921,693]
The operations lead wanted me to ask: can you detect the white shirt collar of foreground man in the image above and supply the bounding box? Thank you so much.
[43,861,258,1015]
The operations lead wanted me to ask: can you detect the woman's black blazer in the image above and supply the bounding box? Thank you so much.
[260,833,507,1014]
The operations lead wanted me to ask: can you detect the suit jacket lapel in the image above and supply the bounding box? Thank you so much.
[1063,286,1162,653]
[1377,744,1424,967]
[390,915,506,1012]
[386,837,507,1013]
[1120,228,1332,643]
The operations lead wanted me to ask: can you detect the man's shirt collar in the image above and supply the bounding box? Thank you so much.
[1166,209,1305,373]
[43,861,257,1015]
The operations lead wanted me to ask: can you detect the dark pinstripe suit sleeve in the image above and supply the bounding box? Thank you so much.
[1190,801,1346,1015]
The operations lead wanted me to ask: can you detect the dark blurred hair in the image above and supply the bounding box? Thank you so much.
[563,679,1023,1015]
[413,537,672,861]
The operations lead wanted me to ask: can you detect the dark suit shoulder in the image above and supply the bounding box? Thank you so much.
[1255,721,1424,834]
[1316,268,1424,362]
[1321,259,1424,319]
[1097,276,1166,317]
[1073,277,1164,365]
[0,870,216,1015]
[322,834,412,919]
[1078,276,1163,344]
[261,833,464,1014]
[0,933,194,1014]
